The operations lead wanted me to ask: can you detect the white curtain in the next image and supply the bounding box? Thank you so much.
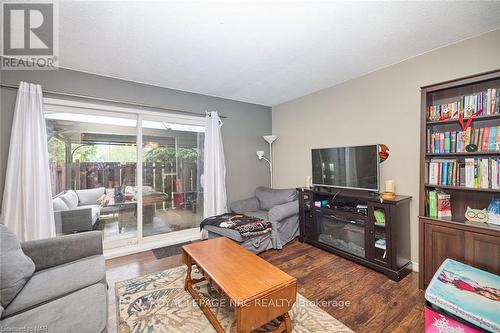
[1,82,55,241]
[203,111,228,221]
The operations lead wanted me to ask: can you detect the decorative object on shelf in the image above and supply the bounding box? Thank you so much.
[384,180,395,193]
[379,144,389,163]
[458,111,480,131]
[381,192,396,200]
[464,207,488,223]
[256,135,278,188]
[487,198,500,226]
[465,144,478,152]
[381,180,396,200]
[305,175,312,188]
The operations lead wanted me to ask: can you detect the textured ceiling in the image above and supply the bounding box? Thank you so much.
[58,1,500,106]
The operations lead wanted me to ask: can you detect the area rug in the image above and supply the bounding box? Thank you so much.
[152,241,192,259]
[116,266,353,333]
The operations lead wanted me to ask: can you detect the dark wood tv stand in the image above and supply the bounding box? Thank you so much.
[297,187,412,281]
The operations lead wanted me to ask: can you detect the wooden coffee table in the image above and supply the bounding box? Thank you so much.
[182,237,297,333]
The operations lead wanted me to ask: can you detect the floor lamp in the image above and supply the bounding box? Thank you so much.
[256,135,278,188]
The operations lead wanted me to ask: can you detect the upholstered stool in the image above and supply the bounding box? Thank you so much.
[424,259,500,332]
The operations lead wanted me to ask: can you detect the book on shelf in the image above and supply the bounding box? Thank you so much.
[427,190,451,218]
[374,239,386,251]
[428,159,460,186]
[427,126,500,153]
[437,192,451,218]
[428,191,437,217]
[427,88,499,121]
[427,157,500,189]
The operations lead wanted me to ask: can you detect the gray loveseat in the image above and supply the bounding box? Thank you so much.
[0,226,108,333]
[52,187,114,234]
[205,187,300,253]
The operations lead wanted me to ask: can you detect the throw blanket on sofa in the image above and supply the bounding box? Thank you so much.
[200,213,272,238]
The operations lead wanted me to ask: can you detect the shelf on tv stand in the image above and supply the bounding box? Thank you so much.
[297,187,412,282]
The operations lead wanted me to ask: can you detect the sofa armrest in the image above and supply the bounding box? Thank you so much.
[21,231,103,272]
[230,197,260,213]
[54,208,93,234]
[268,200,299,222]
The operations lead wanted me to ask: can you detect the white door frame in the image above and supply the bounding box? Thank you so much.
[44,98,204,255]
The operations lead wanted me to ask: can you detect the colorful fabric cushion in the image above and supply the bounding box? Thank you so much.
[200,213,272,238]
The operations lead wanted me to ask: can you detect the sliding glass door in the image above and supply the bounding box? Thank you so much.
[45,100,205,250]
[46,110,139,248]
[141,116,204,239]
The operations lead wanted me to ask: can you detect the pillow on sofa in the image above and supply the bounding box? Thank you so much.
[255,187,298,211]
[59,190,79,209]
[52,197,68,212]
[0,224,35,309]
[77,187,105,206]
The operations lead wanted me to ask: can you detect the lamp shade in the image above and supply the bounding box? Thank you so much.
[263,135,278,144]
[256,150,265,159]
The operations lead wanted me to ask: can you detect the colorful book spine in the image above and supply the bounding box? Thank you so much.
[489,126,497,151]
[444,132,451,153]
[429,191,437,218]
[482,127,490,151]
[426,88,500,121]
[465,158,475,188]
[428,126,500,153]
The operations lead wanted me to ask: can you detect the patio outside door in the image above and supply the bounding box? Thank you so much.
[45,110,139,248]
[141,115,204,240]
[44,100,205,251]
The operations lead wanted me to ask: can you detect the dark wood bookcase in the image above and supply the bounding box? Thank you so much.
[419,70,500,289]
[297,187,412,281]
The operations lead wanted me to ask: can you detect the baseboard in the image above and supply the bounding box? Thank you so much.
[104,229,201,259]
[411,261,419,272]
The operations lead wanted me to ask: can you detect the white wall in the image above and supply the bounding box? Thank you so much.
[272,29,500,267]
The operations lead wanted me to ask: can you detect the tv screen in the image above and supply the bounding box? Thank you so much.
[312,145,379,191]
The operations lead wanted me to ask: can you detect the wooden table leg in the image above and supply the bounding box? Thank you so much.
[282,312,292,333]
[184,255,192,291]
[268,312,292,333]
[183,253,223,332]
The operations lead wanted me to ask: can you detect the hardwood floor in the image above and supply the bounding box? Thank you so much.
[106,239,424,332]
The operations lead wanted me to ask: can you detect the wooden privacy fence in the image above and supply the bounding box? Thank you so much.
[49,161,199,197]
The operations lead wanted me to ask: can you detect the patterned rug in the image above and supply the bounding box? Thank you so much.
[116,266,353,333]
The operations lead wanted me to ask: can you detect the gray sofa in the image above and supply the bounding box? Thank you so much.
[205,187,300,253]
[0,225,107,333]
[52,187,113,234]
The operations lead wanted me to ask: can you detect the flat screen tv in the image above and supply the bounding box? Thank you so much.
[312,145,379,191]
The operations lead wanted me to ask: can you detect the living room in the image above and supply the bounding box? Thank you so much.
[1,2,500,333]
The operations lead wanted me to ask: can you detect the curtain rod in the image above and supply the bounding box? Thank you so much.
[0,82,226,119]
